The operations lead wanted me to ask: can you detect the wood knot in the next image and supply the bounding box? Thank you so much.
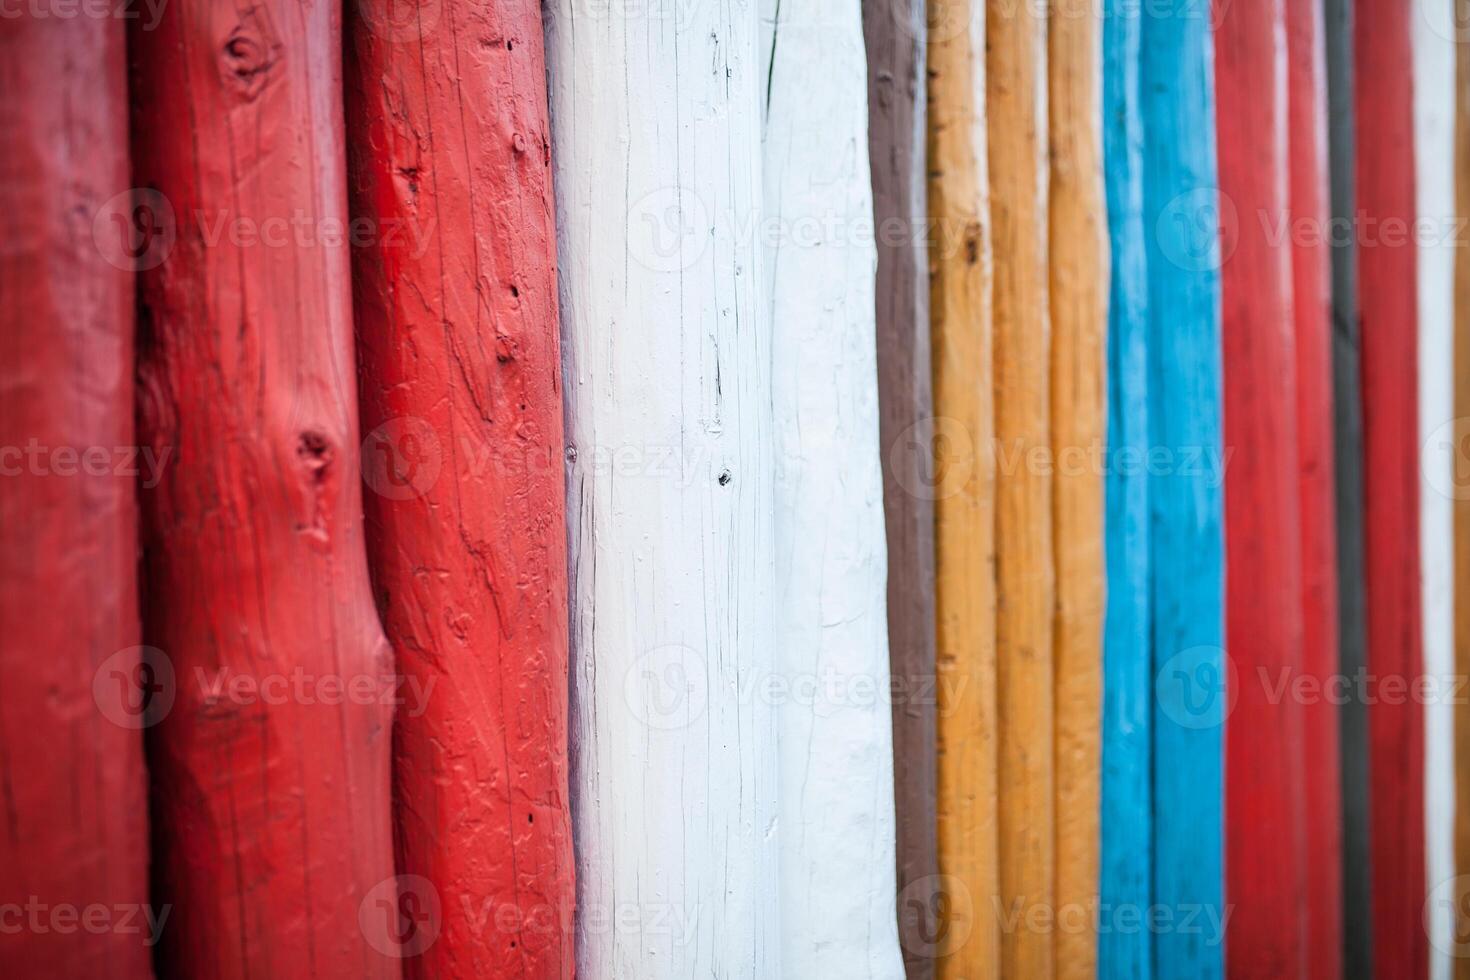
[221,15,278,101]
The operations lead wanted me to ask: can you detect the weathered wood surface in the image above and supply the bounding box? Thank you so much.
[987,1,1055,975]
[1457,4,1470,975]
[926,0,998,974]
[544,1,779,976]
[1411,3,1457,977]
[1285,0,1343,974]
[130,2,399,975]
[1140,3,1225,977]
[1215,1,1309,974]
[0,14,152,978]
[862,0,939,973]
[1355,0,1428,973]
[1323,0,1373,970]
[345,3,574,975]
[1047,4,1106,975]
[1099,0,1152,976]
[762,0,904,975]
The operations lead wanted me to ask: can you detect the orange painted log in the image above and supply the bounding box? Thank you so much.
[0,15,153,977]
[927,0,999,974]
[130,4,400,976]
[345,2,575,976]
[987,0,1056,974]
[1048,3,1106,975]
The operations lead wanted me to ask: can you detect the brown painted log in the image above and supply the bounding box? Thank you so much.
[130,4,400,976]
[926,0,998,974]
[862,0,938,974]
[987,0,1055,975]
[0,15,153,978]
[1047,3,1106,975]
[344,4,575,977]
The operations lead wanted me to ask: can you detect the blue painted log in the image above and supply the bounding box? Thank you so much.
[1099,1,1152,977]
[1139,3,1225,977]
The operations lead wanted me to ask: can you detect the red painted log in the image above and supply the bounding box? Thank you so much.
[1355,0,1427,975]
[1214,0,1310,975]
[345,3,574,976]
[130,4,400,976]
[0,16,152,978]
[1285,0,1343,975]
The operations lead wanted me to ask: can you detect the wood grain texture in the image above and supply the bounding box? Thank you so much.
[1139,4,1225,977]
[762,1,905,974]
[1047,5,1106,976]
[1323,0,1373,970]
[1355,0,1428,974]
[129,3,400,976]
[987,1,1055,975]
[1099,2,1152,976]
[862,1,940,973]
[926,0,998,974]
[0,15,152,978]
[1215,1,1310,975]
[1457,5,1470,974]
[1285,0,1344,975]
[1411,4,1457,977]
[344,3,574,976]
[544,3,779,976]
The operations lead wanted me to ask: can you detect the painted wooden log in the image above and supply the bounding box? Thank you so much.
[129,3,399,977]
[1215,1,1310,974]
[861,0,940,973]
[1048,4,1106,975]
[1285,0,1343,975]
[344,3,574,976]
[987,1,1055,975]
[1323,0,1374,970]
[1139,3,1225,977]
[1411,4,1458,978]
[1099,2,1153,977]
[927,0,998,974]
[761,2,904,976]
[1355,0,1428,974]
[544,3,778,976]
[1457,8,1470,975]
[0,16,152,978]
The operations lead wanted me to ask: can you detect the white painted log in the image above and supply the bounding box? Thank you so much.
[1412,3,1456,976]
[544,2,778,977]
[760,1,904,976]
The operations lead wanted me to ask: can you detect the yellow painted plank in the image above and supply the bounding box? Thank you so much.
[1048,2,1107,977]
[987,0,1056,975]
[927,0,999,975]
